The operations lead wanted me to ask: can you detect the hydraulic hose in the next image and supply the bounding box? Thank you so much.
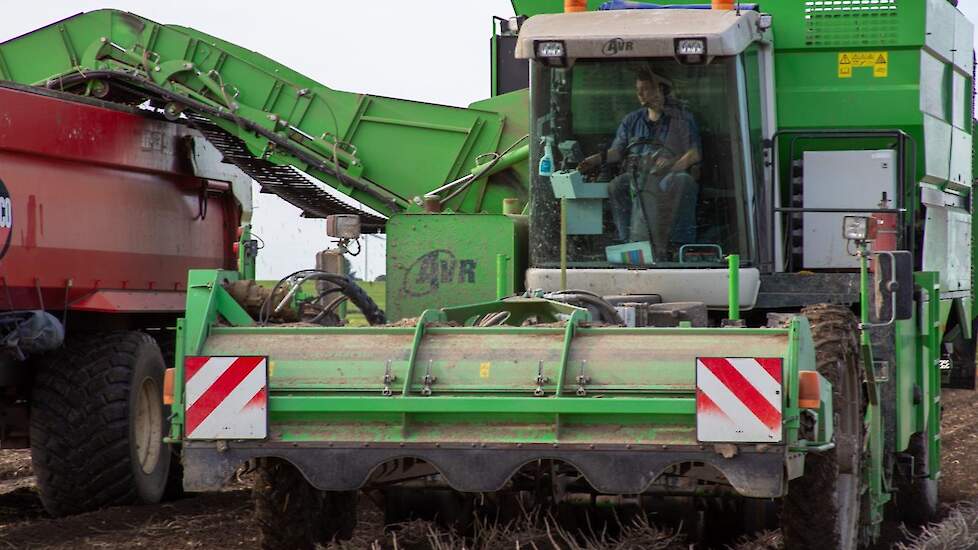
[260,270,386,326]
[544,290,625,325]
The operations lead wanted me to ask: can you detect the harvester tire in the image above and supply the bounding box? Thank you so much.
[895,431,939,525]
[782,304,863,550]
[253,457,357,550]
[30,331,172,516]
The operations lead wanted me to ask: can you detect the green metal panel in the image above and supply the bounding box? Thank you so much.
[894,317,919,452]
[193,315,802,447]
[916,272,943,478]
[386,214,526,321]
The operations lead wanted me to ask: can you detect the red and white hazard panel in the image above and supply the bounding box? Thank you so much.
[696,357,783,443]
[184,356,268,440]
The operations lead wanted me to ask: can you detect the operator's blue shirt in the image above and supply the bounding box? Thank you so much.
[610,105,701,161]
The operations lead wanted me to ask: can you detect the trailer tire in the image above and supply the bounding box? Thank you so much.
[782,304,863,550]
[895,431,939,525]
[30,331,171,516]
[253,457,357,550]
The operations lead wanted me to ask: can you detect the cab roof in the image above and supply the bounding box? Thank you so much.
[515,9,763,60]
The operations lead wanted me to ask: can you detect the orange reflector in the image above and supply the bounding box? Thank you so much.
[798,371,821,409]
[712,0,735,8]
[564,0,587,12]
[232,242,240,256]
[163,368,175,405]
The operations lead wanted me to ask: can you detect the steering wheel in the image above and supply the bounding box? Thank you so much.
[622,139,677,176]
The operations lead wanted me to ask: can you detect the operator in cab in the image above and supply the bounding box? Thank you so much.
[578,70,701,259]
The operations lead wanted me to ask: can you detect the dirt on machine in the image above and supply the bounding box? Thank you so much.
[0,1,976,549]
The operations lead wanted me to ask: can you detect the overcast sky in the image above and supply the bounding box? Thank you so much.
[3,2,977,280]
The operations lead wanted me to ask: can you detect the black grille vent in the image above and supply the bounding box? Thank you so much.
[804,0,900,47]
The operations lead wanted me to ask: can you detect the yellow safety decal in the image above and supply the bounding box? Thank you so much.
[479,362,491,379]
[838,52,888,79]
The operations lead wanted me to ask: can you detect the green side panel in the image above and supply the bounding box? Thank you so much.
[467,89,532,213]
[0,10,528,219]
[773,49,921,130]
[386,214,527,321]
[915,272,943,478]
[894,317,919,452]
[511,0,564,16]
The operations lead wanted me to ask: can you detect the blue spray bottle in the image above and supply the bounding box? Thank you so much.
[538,137,555,177]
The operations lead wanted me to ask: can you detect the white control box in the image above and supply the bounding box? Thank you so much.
[802,150,897,269]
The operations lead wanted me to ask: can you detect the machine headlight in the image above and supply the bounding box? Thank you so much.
[843,216,870,241]
[675,38,706,56]
[535,40,566,58]
[326,214,362,240]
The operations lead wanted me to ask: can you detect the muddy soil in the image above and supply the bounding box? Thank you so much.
[1,389,976,549]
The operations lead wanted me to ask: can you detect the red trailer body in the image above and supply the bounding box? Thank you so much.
[0,84,239,314]
[0,84,247,514]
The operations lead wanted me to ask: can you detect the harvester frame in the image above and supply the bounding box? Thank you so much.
[0,2,973,548]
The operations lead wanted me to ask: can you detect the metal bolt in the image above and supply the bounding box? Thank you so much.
[626,444,632,450]
[100,37,107,43]
[154,66,160,72]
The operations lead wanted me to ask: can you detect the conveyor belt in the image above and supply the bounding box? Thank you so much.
[186,114,386,229]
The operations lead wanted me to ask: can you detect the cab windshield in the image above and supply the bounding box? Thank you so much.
[529,57,756,268]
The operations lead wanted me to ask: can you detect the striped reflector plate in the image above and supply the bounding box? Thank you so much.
[696,357,783,443]
[184,356,268,440]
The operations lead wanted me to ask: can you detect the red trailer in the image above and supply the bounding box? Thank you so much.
[0,83,249,515]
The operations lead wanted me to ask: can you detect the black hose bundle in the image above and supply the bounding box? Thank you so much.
[543,290,625,326]
[259,270,386,326]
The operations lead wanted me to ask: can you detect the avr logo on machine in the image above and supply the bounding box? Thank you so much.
[0,179,12,260]
[402,249,477,298]
[602,38,633,56]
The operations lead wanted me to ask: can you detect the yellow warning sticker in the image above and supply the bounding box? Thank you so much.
[838,52,888,78]
[480,362,491,379]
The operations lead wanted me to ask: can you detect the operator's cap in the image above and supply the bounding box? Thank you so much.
[636,69,673,90]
